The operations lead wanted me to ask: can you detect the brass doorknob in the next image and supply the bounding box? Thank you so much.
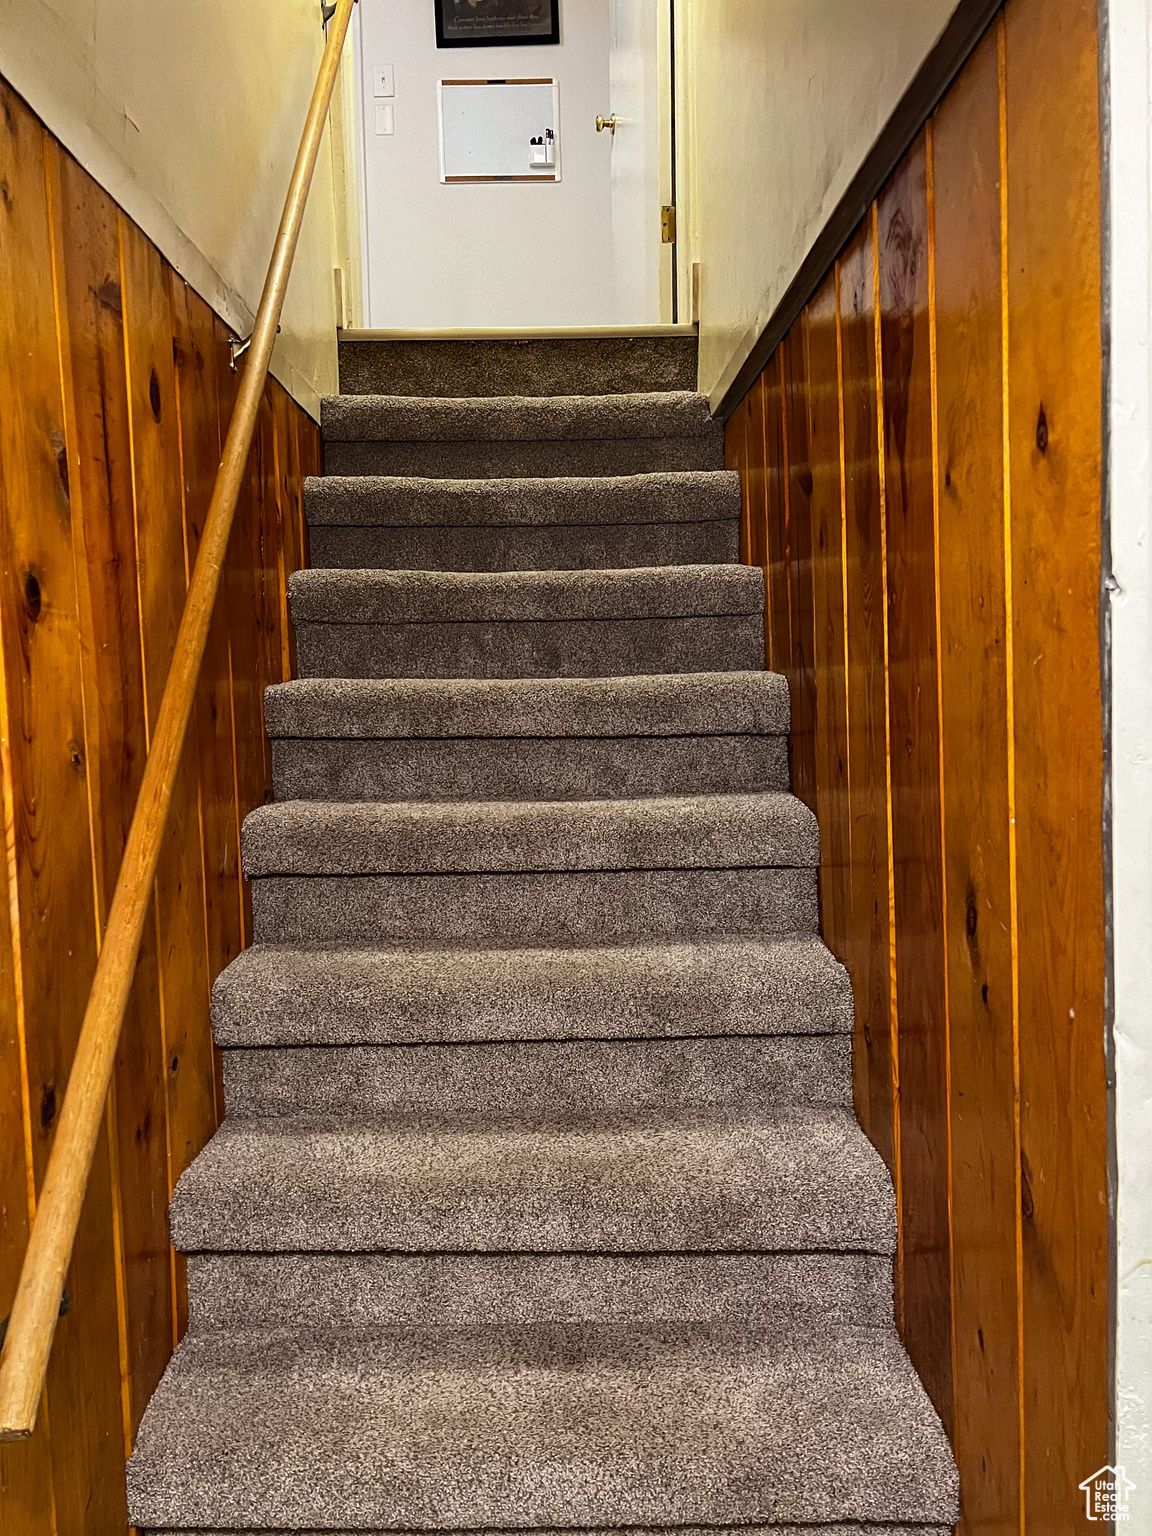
[596,114,618,135]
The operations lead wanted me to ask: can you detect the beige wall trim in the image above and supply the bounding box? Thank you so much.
[711,0,1003,420]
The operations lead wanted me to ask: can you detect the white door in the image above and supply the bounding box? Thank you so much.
[605,0,672,323]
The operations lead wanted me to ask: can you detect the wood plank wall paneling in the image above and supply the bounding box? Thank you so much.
[935,24,1024,1527]
[1002,0,1109,1511]
[804,272,853,1004]
[840,217,901,1218]
[0,90,126,1535]
[724,0,1107,1527]
[780,326,817,818]
[0,75,320,1535]
[875,126,953,1435]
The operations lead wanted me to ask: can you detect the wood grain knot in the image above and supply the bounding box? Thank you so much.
[1020,1150,1036,1221]
[94,278,122,316]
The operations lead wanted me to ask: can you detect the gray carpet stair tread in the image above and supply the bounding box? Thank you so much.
[321,391,718,443]
[168,1105,895,1254]
[211,934,852,1047]
[186,1250,895,1332]
[289,563,763,625]
[264,670,788,740]
[305,470,741,527]
[126,1322,958,1531]
[240,791,819,878]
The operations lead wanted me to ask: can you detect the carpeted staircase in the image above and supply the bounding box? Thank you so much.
[126,334,959,1536]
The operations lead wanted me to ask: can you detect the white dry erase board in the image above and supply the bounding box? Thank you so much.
[437,79,561,183]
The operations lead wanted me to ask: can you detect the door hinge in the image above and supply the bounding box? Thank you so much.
[661,205,677,244]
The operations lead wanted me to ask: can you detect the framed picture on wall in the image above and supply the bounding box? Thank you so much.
[434,0,560,49]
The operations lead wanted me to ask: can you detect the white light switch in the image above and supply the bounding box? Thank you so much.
[373,64,395,98]
[374,102,395,136]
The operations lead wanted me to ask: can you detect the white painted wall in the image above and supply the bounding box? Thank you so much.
[0,0,342,414]
[1105,0,1152,1512]
[358,0,619,328]
[677,0,961,403]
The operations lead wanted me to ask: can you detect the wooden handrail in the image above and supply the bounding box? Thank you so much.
[0,0,356,1441]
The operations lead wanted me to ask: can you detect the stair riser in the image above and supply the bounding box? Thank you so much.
[295,615,765,680]
[309,520,739,572]
[186,1251,892,1332]
[336,336,700,397]
[222,1036,852,1118]
[271,735,789,803]
[323,435,724,479]
[250,867,818,945]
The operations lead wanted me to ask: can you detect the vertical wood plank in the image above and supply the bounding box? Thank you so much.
[781,325,818,816]
[254,393,284,777]
[119,218,214,1345]
[170,276,236,1160]
[276,381,303,677]
[932,26,1022,1532]
[306,411,324,482]
[804,272,852,996]
[0,560,55,1534]
[838,217,897,1184]
[1003,0,1108,1520]
[0,79,127,1533]
[725,393,751,566]
[46,143,172,1442]
[745,372,768,626]
[776,349,797,686]
[293,408,316,577]
[876,128,953,1432]
[267,383,293,686]
[217,323,267,944]
[763,355,791,677]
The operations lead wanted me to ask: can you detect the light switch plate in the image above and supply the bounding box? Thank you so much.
[373,64,395,98]
[374,102,395,136]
